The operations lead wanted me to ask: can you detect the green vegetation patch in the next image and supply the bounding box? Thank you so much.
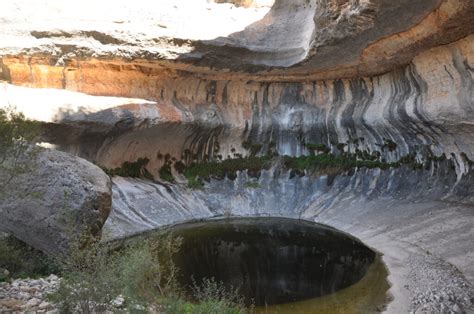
[183,156,272,187]
[0,107,40,191]
[305,143,331,154]
[103,157,153,180]
[101,140,441,189]
[382,138,397,152]
[159,161,175,183]
[0,235,59,282]
[44,234,250,313]
[168,278,248,314]
[244,181,260,189]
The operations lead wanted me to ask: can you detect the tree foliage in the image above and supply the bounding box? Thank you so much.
[0,107,39,187]
[48,234,249,313]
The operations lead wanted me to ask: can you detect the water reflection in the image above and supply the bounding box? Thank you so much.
[165,217,388,309]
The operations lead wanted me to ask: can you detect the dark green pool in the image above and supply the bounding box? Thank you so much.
[165,217,384,308]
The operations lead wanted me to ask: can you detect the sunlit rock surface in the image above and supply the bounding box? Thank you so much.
[0,148,111,255]
[1,35,472,178]
[1,0,473,79]
[0,0,473,312]
[105,164,474,312]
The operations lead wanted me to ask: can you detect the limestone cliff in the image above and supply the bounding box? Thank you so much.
[1,0,473,80]
[1,35,472,179]
[0,1,473,312]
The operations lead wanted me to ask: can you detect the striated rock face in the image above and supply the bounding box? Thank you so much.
[105,165,474,312]
[0,0,473,312]
[0,148,112,255]
[2,35,472,179]
[1,0,473,80]
[105,163,473,240]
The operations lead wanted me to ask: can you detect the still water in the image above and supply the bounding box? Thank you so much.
[164,217,390,313]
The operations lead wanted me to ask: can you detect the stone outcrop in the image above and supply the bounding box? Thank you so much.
[0,148,111,255]
[1,35,472,179]
[0,0,473,313]
[105,164,474,312]
[1,0,473,80]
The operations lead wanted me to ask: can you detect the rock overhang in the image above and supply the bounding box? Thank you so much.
[1,0,474,81]
[0,1,473,312]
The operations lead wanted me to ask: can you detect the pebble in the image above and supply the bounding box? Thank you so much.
[0,275,133,313]
[112,295,125,307]
[0,276,60,313]
[452,303,462,313]
[26,297,41,308]
[406,252,474,313]
[20,286,34,293]
[18,291,31,300]
[39,301,51,310]
[0,298,23,310]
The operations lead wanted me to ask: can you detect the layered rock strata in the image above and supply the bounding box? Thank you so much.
[105,163,474,312]
[1,35,472,179]
[1,0,474,79]
[0,0,473,313]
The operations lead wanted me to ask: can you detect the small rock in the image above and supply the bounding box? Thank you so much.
[0,298,23,310]
[38,278,48,285]
[18,291,31,300]
[30,279,42,286]
[112,295,125,307]
[452,303,462,313]
[26,297,41,308]
[39,301,51,310]
[20,286,35,293]
[47,274,59,282]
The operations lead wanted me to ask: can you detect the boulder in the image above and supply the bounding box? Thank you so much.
[0,148,111,255]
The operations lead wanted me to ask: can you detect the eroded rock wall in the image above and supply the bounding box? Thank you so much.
[105,161,472,239]
[2,35,471,178]
[1,0,473,79]
[0,1,473,311]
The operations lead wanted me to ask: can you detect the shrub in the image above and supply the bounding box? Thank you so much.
[168,278,249,314]
[0,107,39,189]
[305,143,330,154]
[382,138,397,152]
[174,160,186,174]
[104,157,153,179]
[183,155,271,185]
[45,233,254,313]
[244,181,260,189]
[242,141,262,157]
[159,161,174,182]
[49,240,123,313]
[0,235,59,281]
[187,176,204,189]
[49,234,183,313]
